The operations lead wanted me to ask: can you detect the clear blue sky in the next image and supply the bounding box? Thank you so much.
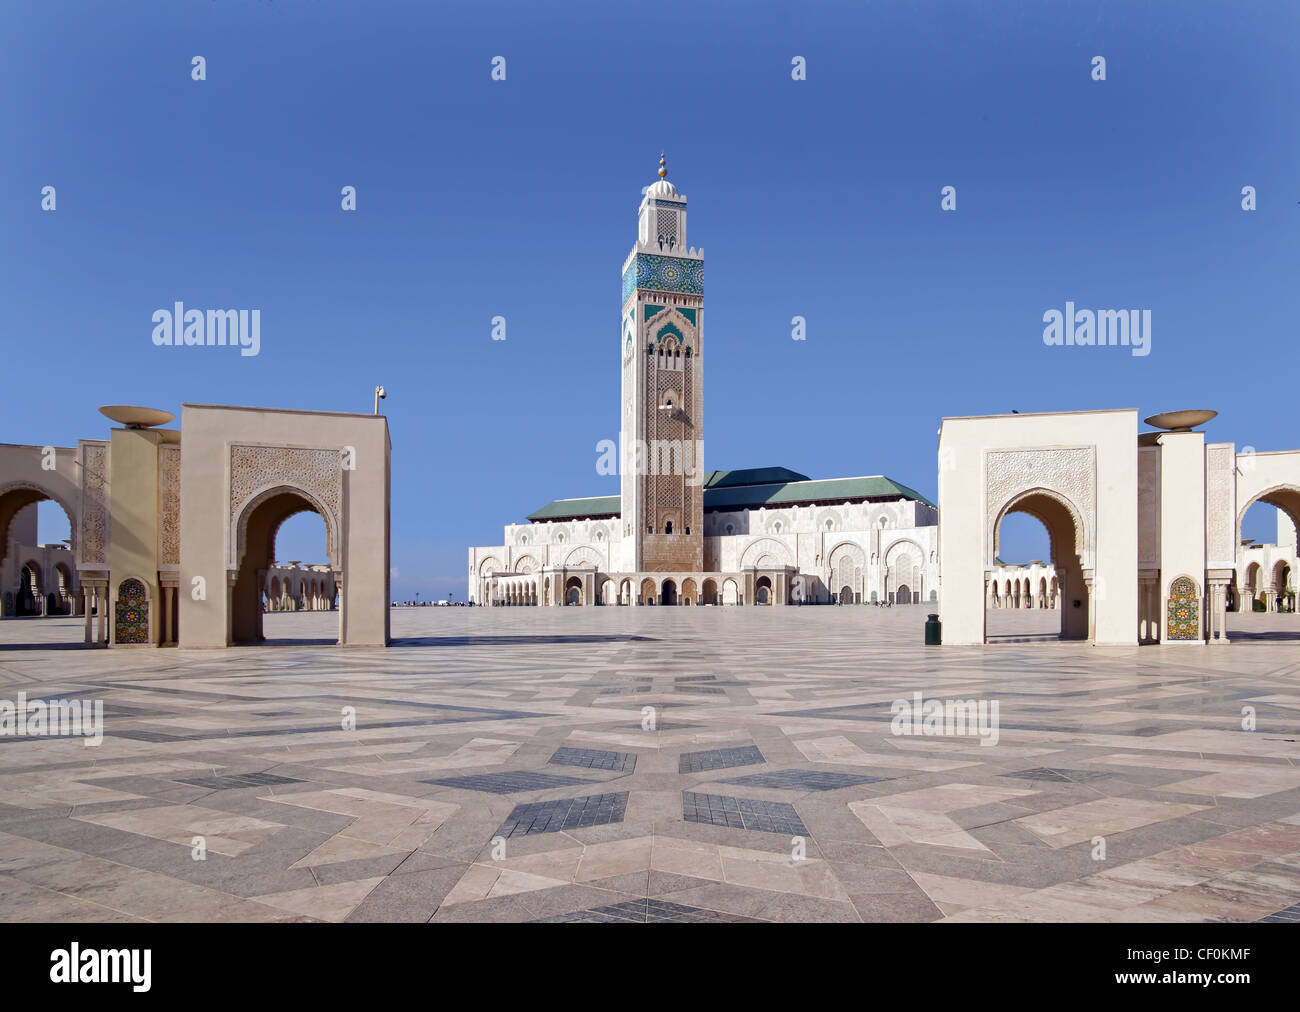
[4,0,1296,596]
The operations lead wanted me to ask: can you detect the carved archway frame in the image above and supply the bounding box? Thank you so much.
[226,444,344,573]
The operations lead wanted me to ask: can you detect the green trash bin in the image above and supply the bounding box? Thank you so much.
[924,613,941,645]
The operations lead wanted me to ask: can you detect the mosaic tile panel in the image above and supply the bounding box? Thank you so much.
[113,578,149,645]
[622,252,704,302]
[1167,575,1201,641]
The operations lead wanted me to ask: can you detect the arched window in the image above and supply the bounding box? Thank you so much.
[665,520,674,534]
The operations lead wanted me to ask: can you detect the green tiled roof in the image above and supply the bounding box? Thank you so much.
[702,467,811,489]
[525,495,621,522]
[702,475,936,511]
[526,473,934,522]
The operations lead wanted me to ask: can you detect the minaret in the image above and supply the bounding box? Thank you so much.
[620,155,704,573]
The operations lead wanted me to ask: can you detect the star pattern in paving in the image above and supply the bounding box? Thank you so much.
[0,605,1298,923]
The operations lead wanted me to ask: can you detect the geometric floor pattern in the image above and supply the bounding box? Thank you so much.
[718,770,893,791]
[682,792,811,835]
[548,747,637,773]
[531,898,765,923]
[419,771,596,794]
[998,768,1113,784]
[494,792,630,838]
[1,606,1299,923]
[678,746,766,774]
[1255,901,1300,923]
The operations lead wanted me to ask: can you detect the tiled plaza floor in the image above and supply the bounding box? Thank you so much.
[1,606,1299,923]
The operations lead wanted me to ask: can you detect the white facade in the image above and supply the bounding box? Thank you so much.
[469,496,939,607]
[987,562,1060,610]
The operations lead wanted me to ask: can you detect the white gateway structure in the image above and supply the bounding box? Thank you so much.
[937,407,1300,645]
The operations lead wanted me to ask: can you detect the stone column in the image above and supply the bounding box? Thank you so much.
[83,586,94,644]
[95,583,109,646]
[333,571,344,645]
[160,586,169,647]
[1138,576,1157,643]
[1084,575,1096,644]
[1207,570,1233,642]
[161,582,179,645]
[225,571,238,646]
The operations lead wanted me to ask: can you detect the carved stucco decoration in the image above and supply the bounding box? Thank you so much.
[514,555,539,574]
[478,556,503,577]
[1205,444,1235,565]
[1138,447,1160,568]
[157,444,181,566]
[828,541,866,570]
[563,545,603,570]
[228,444,342,570]
[884,537,925,568]
[741,537,791,569]
[645,306,697,348]
[985,447,1095,569]
[78,441,109,567]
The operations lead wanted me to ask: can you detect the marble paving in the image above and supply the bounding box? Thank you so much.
[0,606,1298,923]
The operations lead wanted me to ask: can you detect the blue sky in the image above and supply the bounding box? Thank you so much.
[4,0,1296,596]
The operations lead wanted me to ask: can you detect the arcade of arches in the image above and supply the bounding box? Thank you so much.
[0,402,390,648]
[938,407,1300,646]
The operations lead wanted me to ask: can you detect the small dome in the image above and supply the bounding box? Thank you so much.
[646,178,679,198]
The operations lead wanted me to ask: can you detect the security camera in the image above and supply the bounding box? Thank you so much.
[376,386,386,400]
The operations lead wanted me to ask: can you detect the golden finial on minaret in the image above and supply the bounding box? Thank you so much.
[658,153,667,178]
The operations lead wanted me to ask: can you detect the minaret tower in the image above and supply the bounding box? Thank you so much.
[620,155,705,573]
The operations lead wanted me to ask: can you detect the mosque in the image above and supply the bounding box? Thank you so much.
[468,159,941,608]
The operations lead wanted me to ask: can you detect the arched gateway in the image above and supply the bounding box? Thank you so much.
[938,407,1300,647]
[0,402,391,648]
